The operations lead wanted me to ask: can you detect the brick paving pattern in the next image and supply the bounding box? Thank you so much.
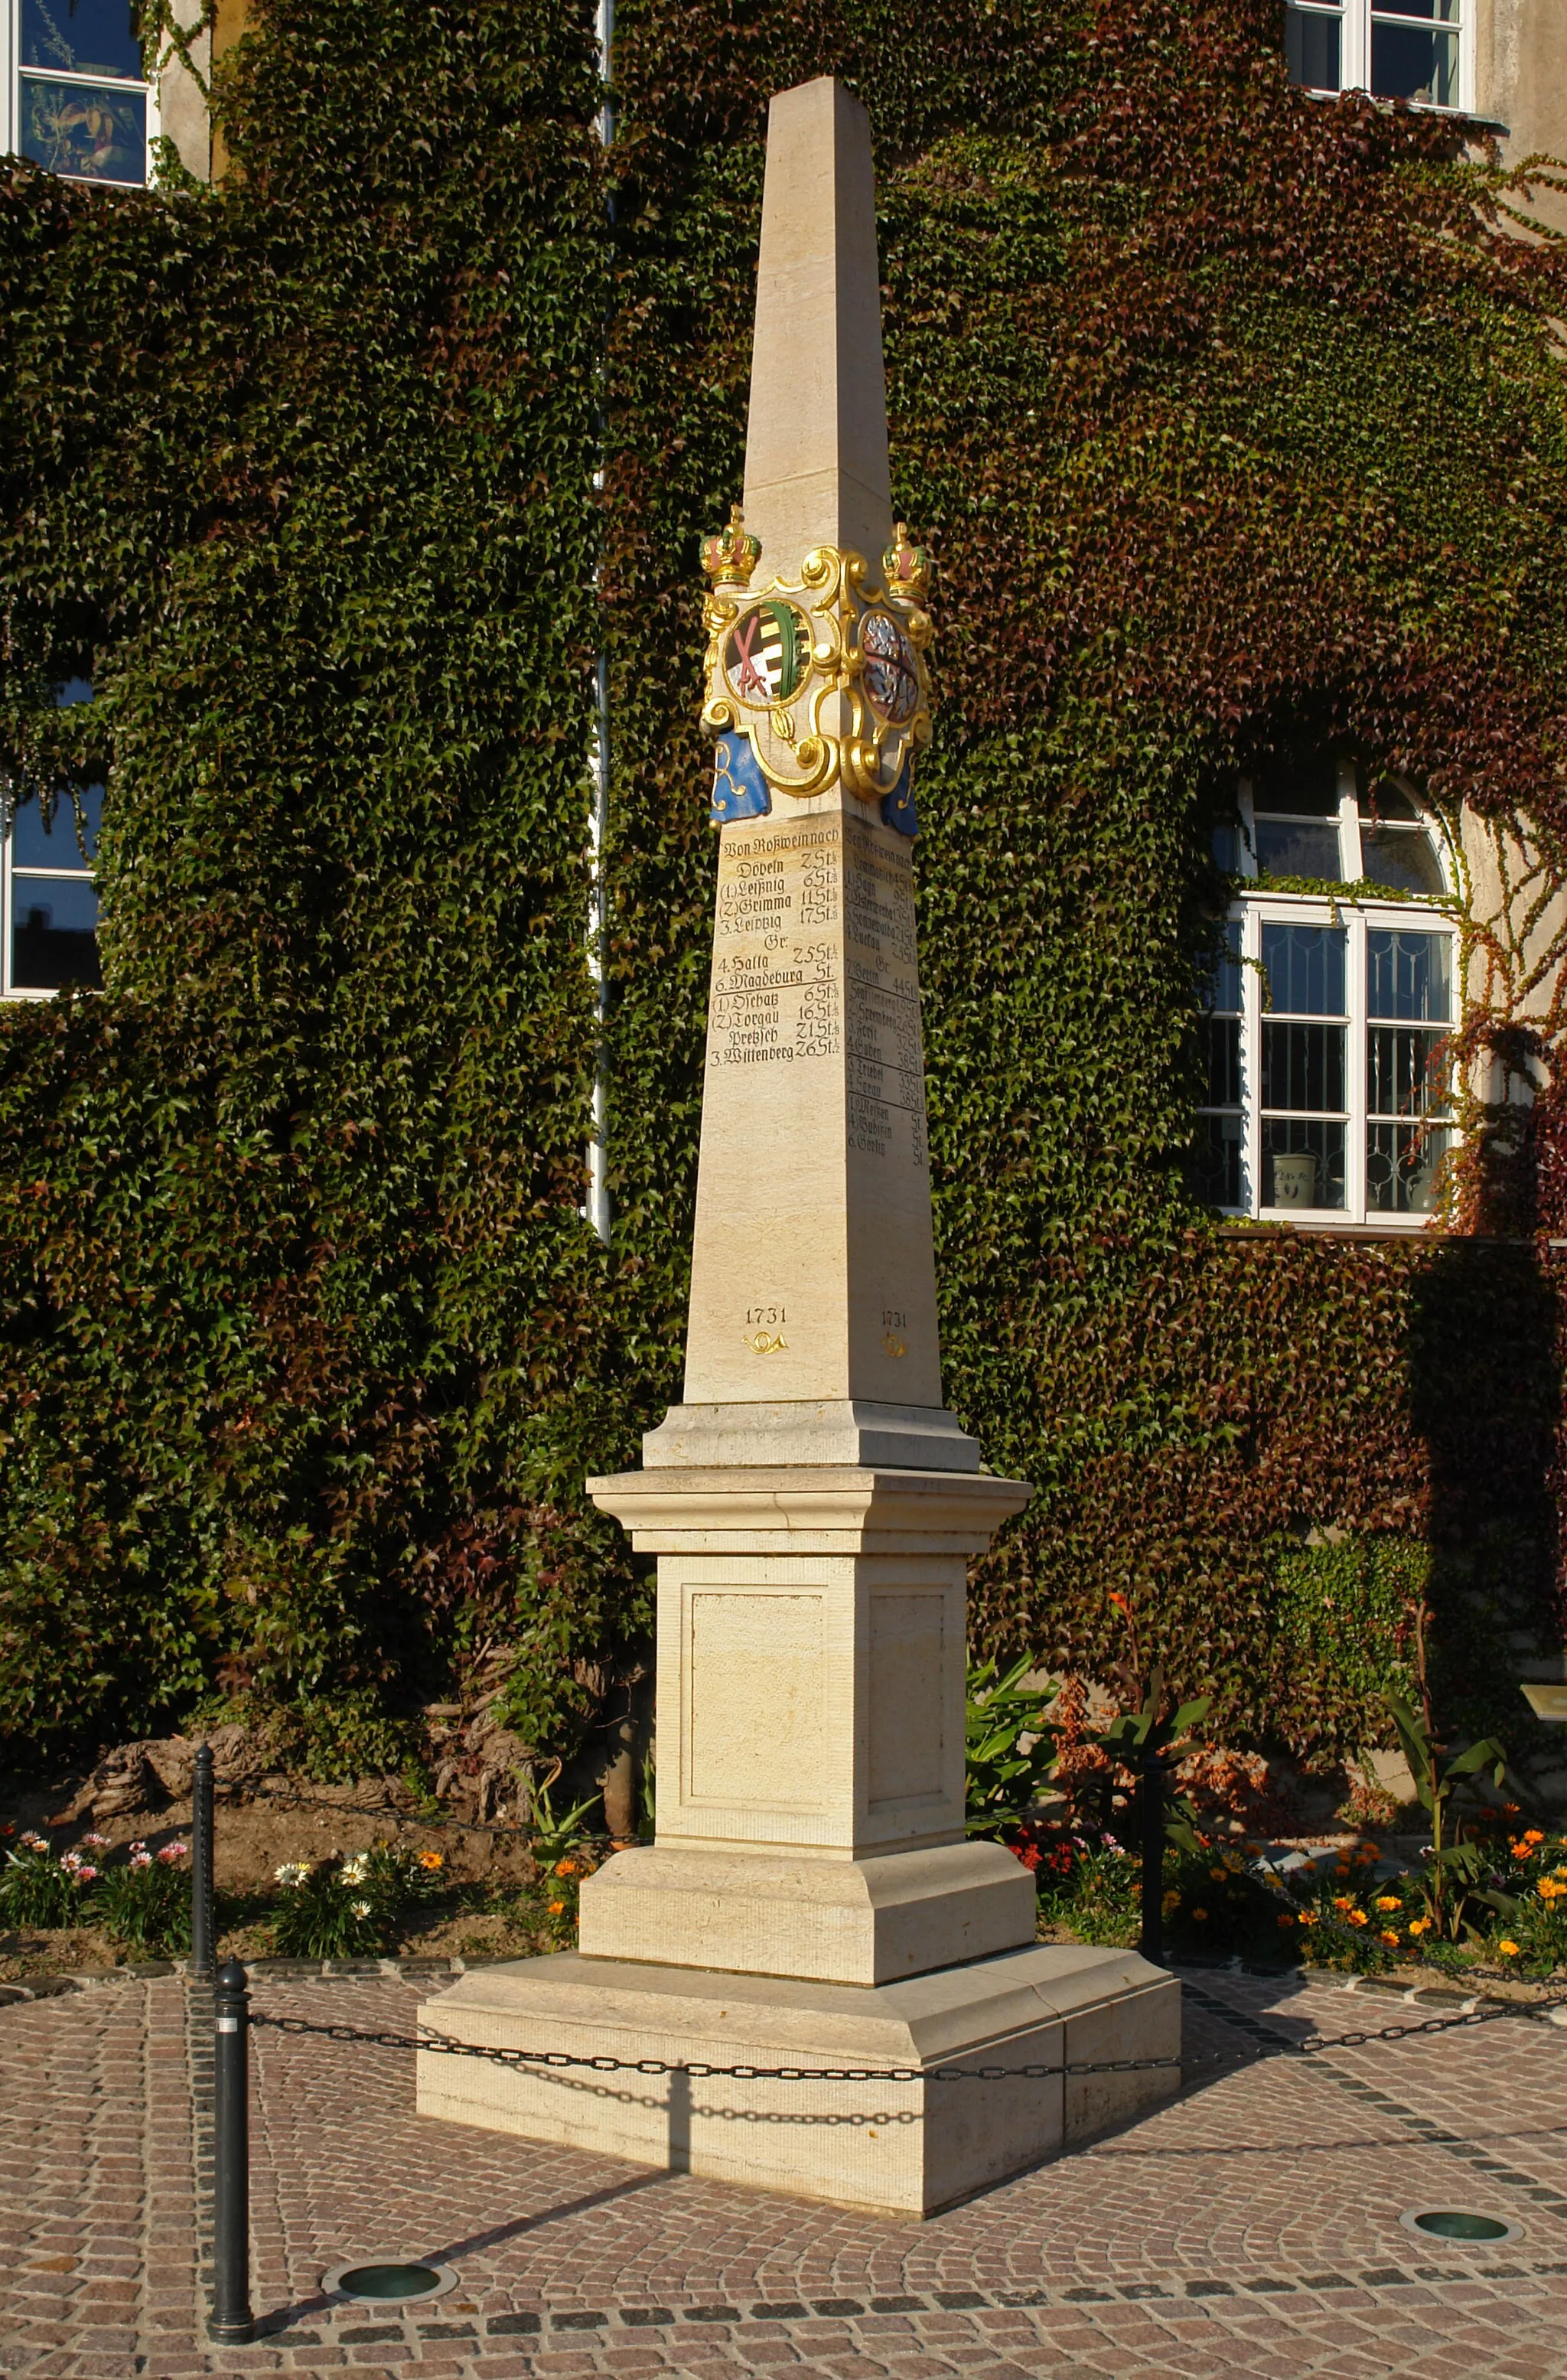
[4,1961,1567,2376]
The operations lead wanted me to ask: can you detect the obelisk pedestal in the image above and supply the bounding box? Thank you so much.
[417,77,1178,2218]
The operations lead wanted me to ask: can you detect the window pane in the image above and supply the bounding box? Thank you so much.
[1252,755,1340,816]
[1200,1017,1243,1107]
[1254,817,1345,880]
[1262,923,1347,1016]
[1367,1025,1450,1119]
[1367,929,1451,1022]
[19,77,147,182]
[1357,779,1419,821]
[1263,1019,1346,1111]
[1286,4,1343,88]
[54,676,93,707]
[1370,19,1460,103]
[1373,0,1458,20]
[1210,820,1242,872]
[1190,1113,1243,1208]
[12,787,103,869]
[11,875,101,990]
[21,0,142,79]
[1360,824,1445,897]
[1197,919,1243,1013]
[1263,1120,1346,1211]
[1367,1123,1451,1213]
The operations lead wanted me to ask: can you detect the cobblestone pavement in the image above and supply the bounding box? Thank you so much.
[5,1962,1567,2378]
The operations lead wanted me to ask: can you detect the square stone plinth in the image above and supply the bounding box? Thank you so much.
[416,1944,1180,2219]
[578,1840,1035,1986]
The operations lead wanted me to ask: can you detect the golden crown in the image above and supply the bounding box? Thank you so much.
[882,521,932,604]
[700,504,762,590]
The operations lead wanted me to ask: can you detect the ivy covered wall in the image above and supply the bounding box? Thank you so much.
[2,0,1565,1775]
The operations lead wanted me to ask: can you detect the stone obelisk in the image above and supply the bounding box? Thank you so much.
[418,78,1177,2219]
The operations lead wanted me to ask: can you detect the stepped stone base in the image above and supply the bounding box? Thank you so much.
[416,1944,1181,2219]
[577,1840,1035,1987]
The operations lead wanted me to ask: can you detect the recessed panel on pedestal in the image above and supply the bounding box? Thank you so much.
[867,1589,946,1807]
[686,1589,826,1809]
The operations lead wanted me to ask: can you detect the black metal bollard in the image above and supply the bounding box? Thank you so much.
[209,1957,254,2346]
[1139,1747,1165,1968]
[191,1743,215,1981]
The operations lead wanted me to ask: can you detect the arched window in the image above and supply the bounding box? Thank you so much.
[5,0,155,187]
[1194,759,1458,1224]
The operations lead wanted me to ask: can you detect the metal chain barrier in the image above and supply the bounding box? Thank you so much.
[246,1983,1567,2082]
[193,1956,1567,2345]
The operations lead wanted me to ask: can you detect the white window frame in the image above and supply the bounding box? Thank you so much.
[2,0,161,187]
[1199,764,1461,1229]
[2,790,101,1001]
[1285,0,1473,116]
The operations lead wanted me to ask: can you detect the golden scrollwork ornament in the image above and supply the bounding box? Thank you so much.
[699,506,933,836]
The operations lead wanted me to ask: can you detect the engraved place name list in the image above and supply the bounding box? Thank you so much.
[709,813,927,1175]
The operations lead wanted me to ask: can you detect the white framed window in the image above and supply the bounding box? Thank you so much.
[1285,0,1469,113]
[4,679,103,999]
[1194,761,1459,1225]
[2,0,157,187]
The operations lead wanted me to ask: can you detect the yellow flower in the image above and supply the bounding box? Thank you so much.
[1499,1939,1521,1957]
[1333,1895,1354,1912]
[1210,1867,1227,1881]
[1223,1853,1244,1873]
[417,1850,444,1871]
[1380,1930,1399,1946]
[1162,1890,1180,1913]
[1346,1909,1368,1928]
[1408,1917,1431,1936]
[1374,1896,1401,1912]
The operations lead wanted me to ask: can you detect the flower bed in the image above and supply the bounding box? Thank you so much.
[1016,1807,1567,1983]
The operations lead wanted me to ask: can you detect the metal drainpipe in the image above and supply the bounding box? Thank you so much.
[586,0,614,1247]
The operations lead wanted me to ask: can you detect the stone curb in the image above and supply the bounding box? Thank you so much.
[1,1948,1555,2013]
[0,1951,511,2004]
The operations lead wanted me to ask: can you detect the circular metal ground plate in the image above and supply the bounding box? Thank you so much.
[1398,2208,1522,2245]
[323,2258,460,2304]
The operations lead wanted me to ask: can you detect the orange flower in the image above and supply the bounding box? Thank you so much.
[417,1850,444,1871]
[548,1899,566,1915]
[1346,1909,1368,1928]
[1276,1913,1295,1928]
[554,1857,578,1878]
[1408,1917,1431,1936]
[1373,1896,1401,1912]
[1498,1940,1521,1957]
[1380,1930,1399,1946]
[1192,1907,1209,1921]
[1333,1895,1354,1912]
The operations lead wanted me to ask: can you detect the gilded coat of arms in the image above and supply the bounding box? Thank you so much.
[699,509,933,836]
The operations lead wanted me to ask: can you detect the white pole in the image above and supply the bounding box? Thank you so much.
[586,0,614,1246]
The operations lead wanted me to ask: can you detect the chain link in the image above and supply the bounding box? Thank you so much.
[244,1984,1567,2083]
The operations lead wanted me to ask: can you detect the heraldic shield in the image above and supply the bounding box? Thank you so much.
[699,511,933,836]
